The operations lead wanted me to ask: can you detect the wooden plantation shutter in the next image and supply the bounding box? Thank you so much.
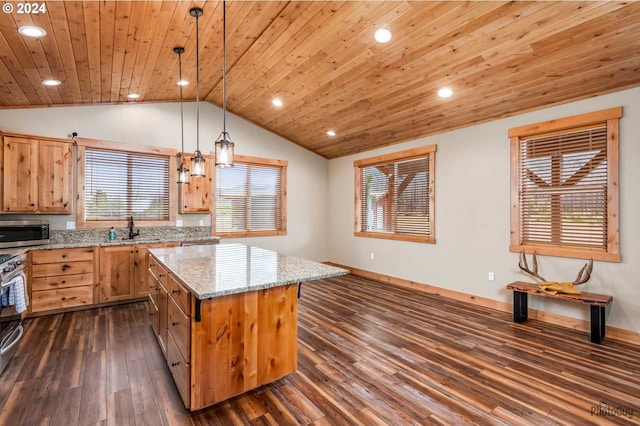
[354,145,436,243]
[215,156,287,236]
[509,107,621,262]
[84,148,170,220]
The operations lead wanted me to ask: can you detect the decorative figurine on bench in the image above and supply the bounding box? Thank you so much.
[518,252,593,295]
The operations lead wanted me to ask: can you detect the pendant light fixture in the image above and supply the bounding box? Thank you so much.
[215,0,235,168]
[175,47,189,184]
[189,7,206,177]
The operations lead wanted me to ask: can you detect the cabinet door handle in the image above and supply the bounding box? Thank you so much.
[61,297,66,301]
[61,264,70,271]
[172,322,179,327]
[172,290,180,294]
[61,254,66,258]
[149,264,156,267]
[30,203,35,207]
[61,280,66,284]
[63,202,68,207]
[171,362,180,367]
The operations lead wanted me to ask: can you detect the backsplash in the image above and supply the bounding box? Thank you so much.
[50,226,214,245]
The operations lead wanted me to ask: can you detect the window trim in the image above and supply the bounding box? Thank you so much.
[509,107,621,262]
[354,145,436,244]
[213,154,288,238]
[75,138,177,229]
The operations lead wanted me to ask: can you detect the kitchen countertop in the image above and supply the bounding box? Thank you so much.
[149,243,349,299]
[29,226,220,250]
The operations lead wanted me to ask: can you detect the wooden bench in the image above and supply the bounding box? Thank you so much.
[506,281,613,344]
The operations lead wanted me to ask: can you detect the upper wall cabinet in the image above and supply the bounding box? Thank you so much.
[177,154,213,214]
[1,133,73,214]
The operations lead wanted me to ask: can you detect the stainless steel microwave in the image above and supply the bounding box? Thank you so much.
[0,220,49,248]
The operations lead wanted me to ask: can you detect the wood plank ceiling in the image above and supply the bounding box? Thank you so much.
[1,1,639,159]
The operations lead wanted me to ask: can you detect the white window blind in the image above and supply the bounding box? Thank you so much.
[360,156,431,237]
[216,162,284,233]
[519,125,608,250]
[84,148,170,221]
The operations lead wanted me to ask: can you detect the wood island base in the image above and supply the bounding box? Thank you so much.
[148,245,347,411]
[148,254,299,411]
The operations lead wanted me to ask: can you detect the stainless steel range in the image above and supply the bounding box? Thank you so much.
[0,250,29,374]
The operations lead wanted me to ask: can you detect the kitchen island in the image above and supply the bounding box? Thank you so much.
[148,243,348,410]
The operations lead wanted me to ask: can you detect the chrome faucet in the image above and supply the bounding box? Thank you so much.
[128,215,140,240]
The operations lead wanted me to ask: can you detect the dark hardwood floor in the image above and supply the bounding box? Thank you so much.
[1,274,639,425]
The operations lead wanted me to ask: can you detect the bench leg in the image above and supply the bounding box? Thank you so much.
[513,291,528,323]
[590,305,606,344]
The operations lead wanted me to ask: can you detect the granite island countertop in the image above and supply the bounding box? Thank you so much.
[149,243,349,299]
[29,226,220,250]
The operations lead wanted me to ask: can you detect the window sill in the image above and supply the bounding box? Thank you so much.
[354,231,435,244]
[510,244,621,263]
[216,230,287,238]
[77,220,175,229]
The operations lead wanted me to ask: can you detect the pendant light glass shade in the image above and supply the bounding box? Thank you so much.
[216,0,235,168]
[215,132,235,168]
[174,46,189,184]
[190,150,206,176]
[177,162,190,184]
[189,7,206,177]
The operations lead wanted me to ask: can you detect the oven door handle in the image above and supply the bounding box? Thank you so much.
[0,325,24,355]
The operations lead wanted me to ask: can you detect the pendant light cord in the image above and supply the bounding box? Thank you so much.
[222,0,227,137]
[195,10,200,151]
[178,50,185,157]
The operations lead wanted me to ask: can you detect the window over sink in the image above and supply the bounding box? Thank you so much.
[76,138,177,228]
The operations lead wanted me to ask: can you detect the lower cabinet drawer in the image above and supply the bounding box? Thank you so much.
[168,298,190,361]
[31,285,93,312]
[167,275,191,315]
[167,332,190,408]
[31,273,93,291]
[32,260,94,278]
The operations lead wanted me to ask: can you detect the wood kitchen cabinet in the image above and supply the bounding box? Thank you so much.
[177,153,214,213]
[30,247,98,313]
[1,133,72,214]
[100,243,179,303]
[100,246,135,302]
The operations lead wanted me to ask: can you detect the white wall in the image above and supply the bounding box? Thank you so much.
[0,102,330,261]
[328,87,640,334]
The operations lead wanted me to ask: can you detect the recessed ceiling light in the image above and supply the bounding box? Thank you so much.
[127,93,140,99]
[374,28,392,44]
[272,98,283,107]
[42,79,61,86]
[438,87,453,98]
[327,130,336,137]
[18,26,47,38]
[177,80,189,86]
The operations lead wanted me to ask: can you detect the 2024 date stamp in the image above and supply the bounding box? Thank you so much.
[3,2,47,14]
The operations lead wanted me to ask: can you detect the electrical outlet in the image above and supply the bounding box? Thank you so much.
[488,272,495,281]
[176,219,183,227]
[199,219,205,226]
[370,253,375,260]
[66,221,76,230]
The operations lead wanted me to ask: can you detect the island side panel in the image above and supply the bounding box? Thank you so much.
[190,284,298,410]
[257,283,298,385]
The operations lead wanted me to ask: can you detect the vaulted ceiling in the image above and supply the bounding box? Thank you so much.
[1,1,639,158]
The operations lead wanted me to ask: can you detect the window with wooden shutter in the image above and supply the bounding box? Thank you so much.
[75,139,176,228]
[215,155,287,237]
[354,145,436,243]
[509,107,621,262]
